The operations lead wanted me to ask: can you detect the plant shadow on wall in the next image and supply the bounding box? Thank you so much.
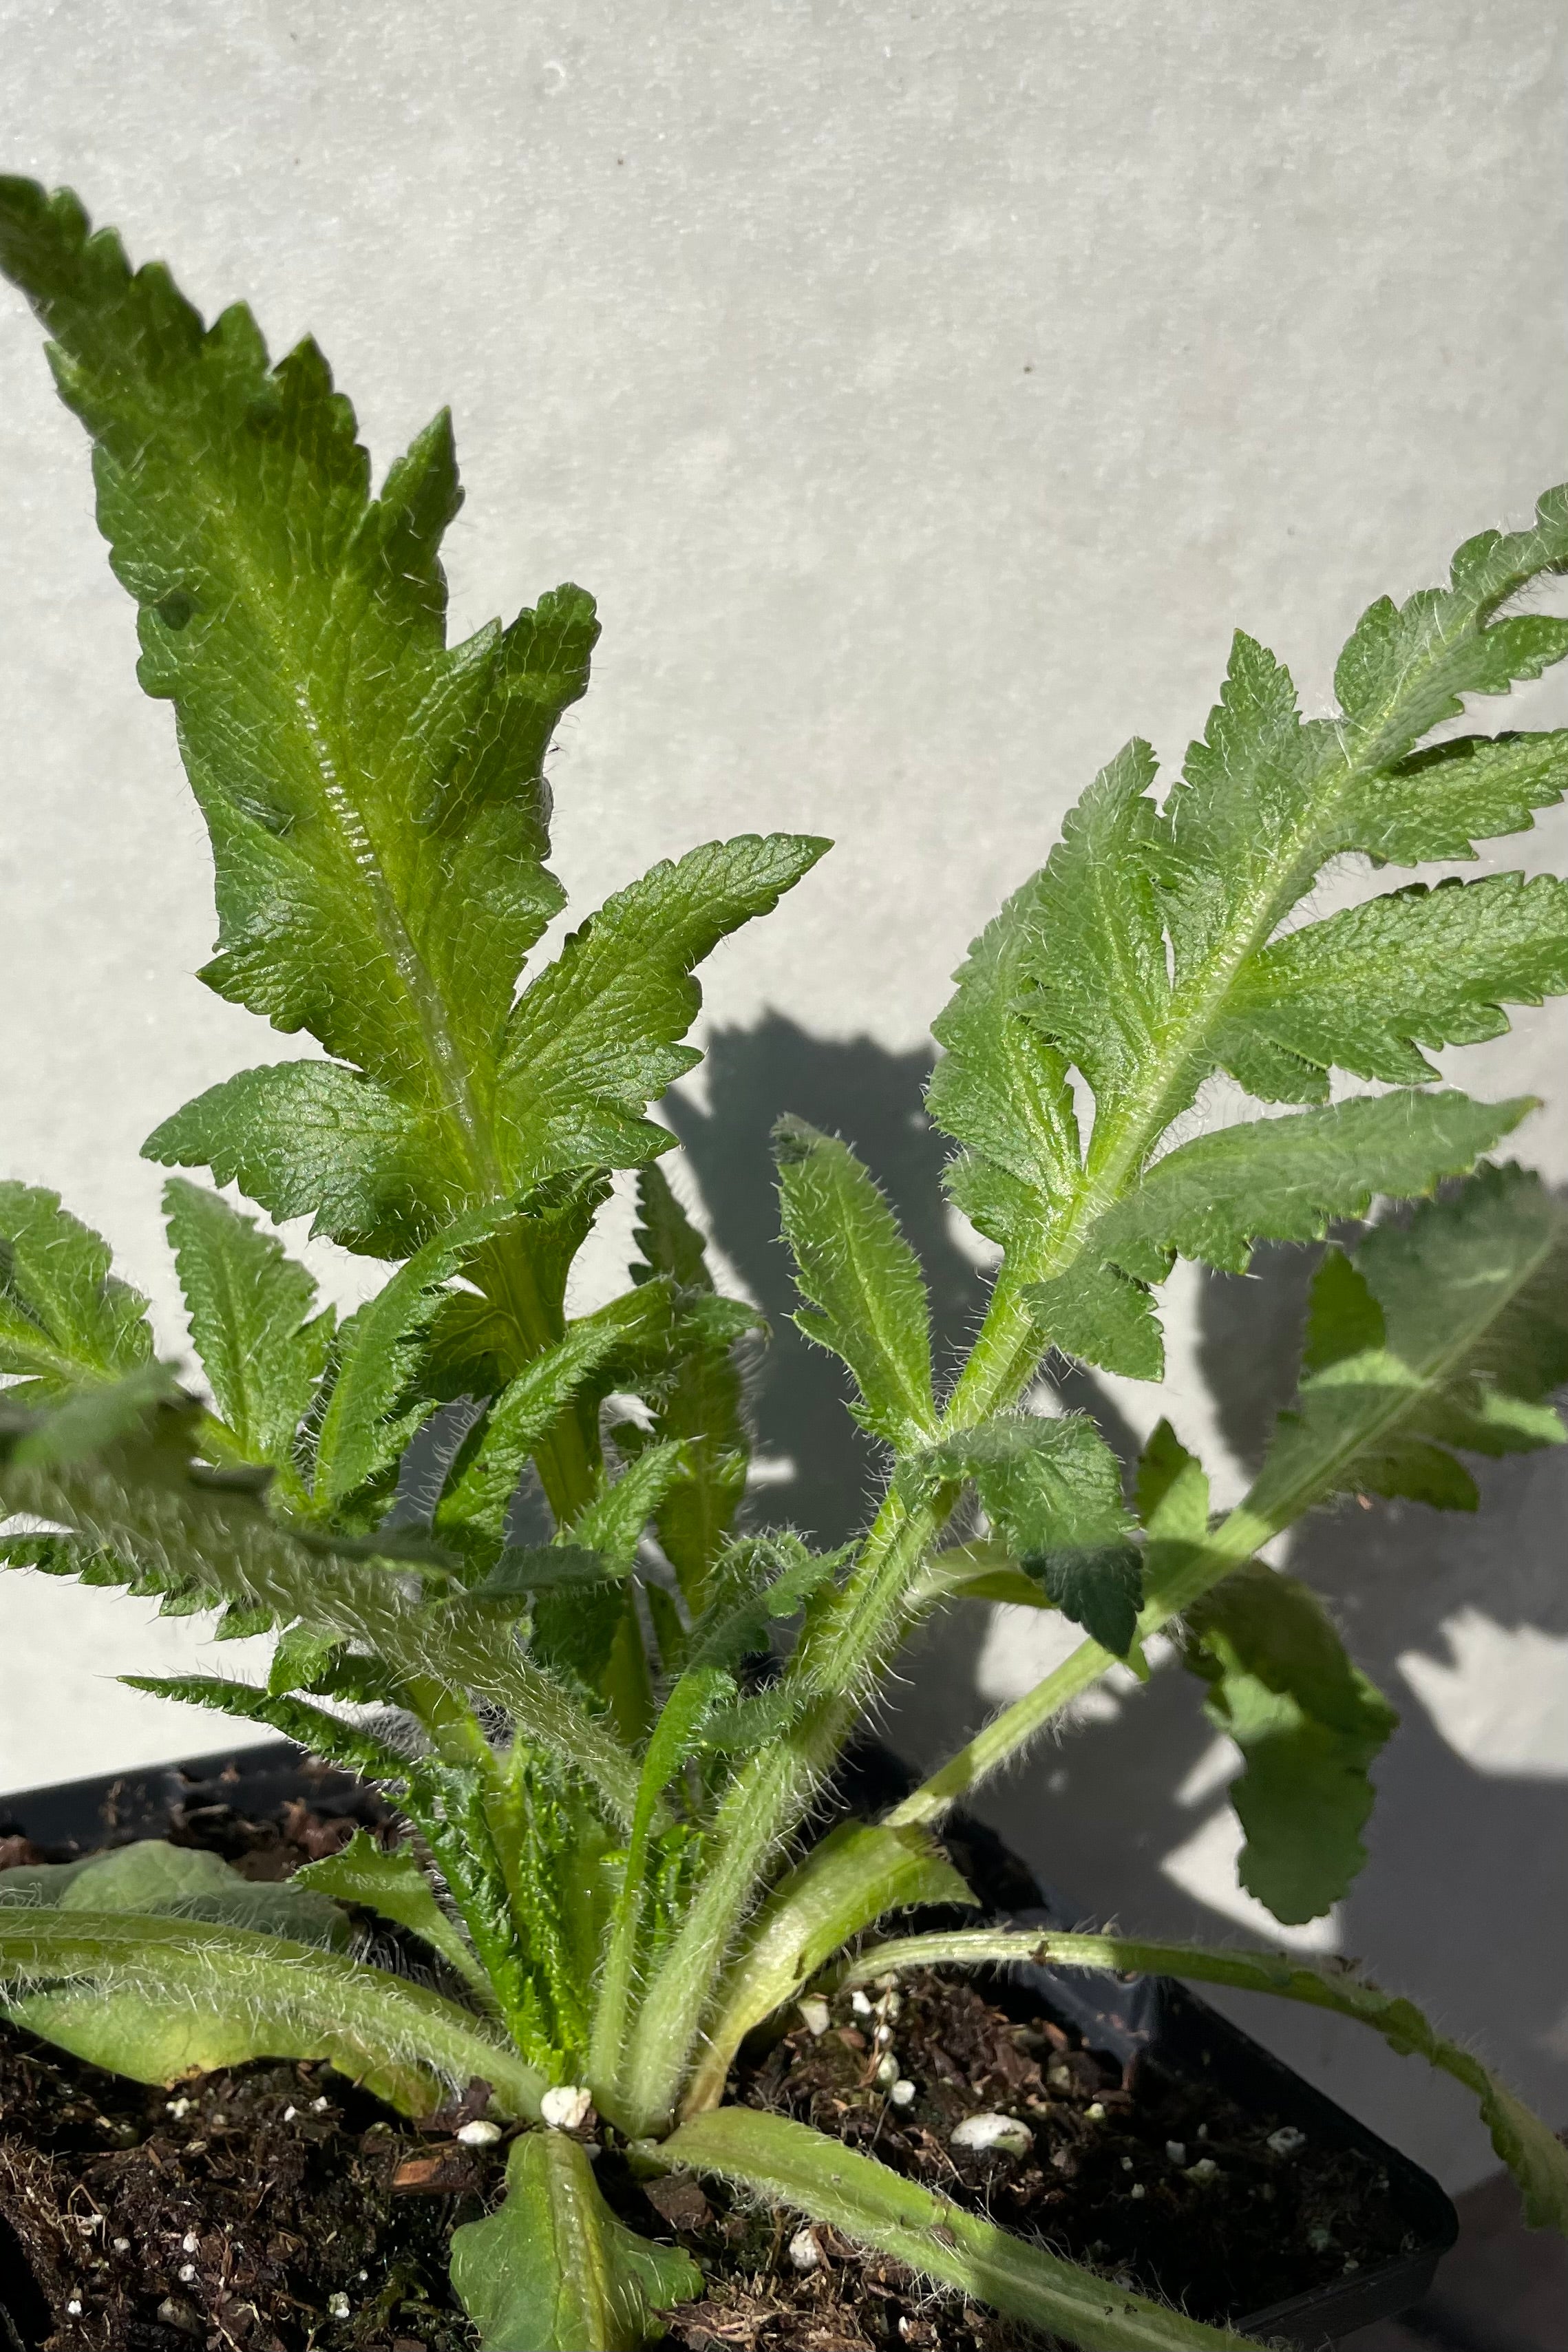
[671,1017,1568,2163]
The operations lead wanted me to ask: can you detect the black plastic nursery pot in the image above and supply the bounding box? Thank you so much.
[0,1739,1459,2350]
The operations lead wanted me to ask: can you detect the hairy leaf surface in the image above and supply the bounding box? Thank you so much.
[163,1178,332,1476]
[662,2108,1266,2351]
[773,1118,936,1448]
[915,1415,1141,1654]
[451,2130,702,2352]
[1094,1090,1532,1282]
[0,1183,153,1403]
[1219,875,1568,1100]
[0,1911,542,2119]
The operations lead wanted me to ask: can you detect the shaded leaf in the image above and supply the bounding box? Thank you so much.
[913,1415,1141,1655]
[1251,1163,1568,1525]
[293,1829,486,1991]
[1185,1566,1398,1924]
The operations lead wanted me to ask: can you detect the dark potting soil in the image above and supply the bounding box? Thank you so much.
[0,1781,1421,2351]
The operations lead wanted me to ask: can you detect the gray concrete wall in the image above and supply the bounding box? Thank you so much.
[1,2,1565,2194]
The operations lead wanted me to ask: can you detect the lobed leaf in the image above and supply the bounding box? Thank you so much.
[913,1414,1141,1655]
[1094,1089,1532,1282]
[1184,1565,1398,1925]
[162,1178,332,1473]
[146,1061,457,1258]
[1353,730,1568,866]
[0,1183,153,1404]
[434,1281,679,1545]
[497,835,829,1186]
[1218,874,1568,1101]
[926,867,1079,1259]
[1251,1163,1568,1523]
[0,1378,641,1824]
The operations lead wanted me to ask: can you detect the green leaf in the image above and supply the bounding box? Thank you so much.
[1019,738,1176,1137]
[0,1182,153,1403]
[953,501,1568,1322]
[435,1282,679,1545]
[660,2108,1267,2351]
[628,1165,759,1613]
[419,1174,613,1403]
[145,1060,456,1258]
[1026,1257,1164,1379]
[1332,505,1568,754]
[0,1836,350,1947]
[1353,730,1568,865]
[926,867,1080,1257]
[496,834,829,1186]
[630,1161,712,1291]
[681,1534,846,1675]
[1251,1163,1568,1523]
[1184,1565,1398,1924]
[684,1821,976,2115]
[162,1178,332,1472]
[450,2130,703,2351]
[293,1828,486,1991]
[312,1201,516,1508]
[1219,874,1568,1100]
[0,1909,544,2121]
[526,1446,688,1706]
[915,1414,1141,1655]
[562,1443,689,1573]
[1135,1418,1212,1609]
[122,1673,417,1781]
[772,1116,936,1448]
[469,1546,621,1602]
[126,1672,558,2060]
[837,1927,1568,2240]
[1096,1089,1532,1281]
[1154,632,1320,980]
[0,1380,641,1825]
[0,181,611,1251]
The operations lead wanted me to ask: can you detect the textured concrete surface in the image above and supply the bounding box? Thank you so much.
[1,3,1565,2192]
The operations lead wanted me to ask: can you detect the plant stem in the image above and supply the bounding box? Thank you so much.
[884,1501,1265,1826]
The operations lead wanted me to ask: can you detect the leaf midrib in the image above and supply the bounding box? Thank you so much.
[1029,601,1536,1288]
[103,353,507,1203]
[1244,1220,1562,1534]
